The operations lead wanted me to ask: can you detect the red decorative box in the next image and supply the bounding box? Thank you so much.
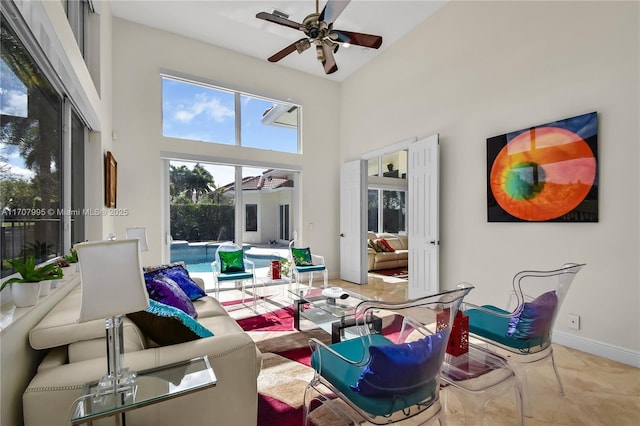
[436,309,469,356]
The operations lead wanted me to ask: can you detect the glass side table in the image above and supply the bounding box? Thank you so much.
[441,344,523,426]
[71,356,216,425]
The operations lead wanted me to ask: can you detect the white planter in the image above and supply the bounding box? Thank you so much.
[11,282,41,307]
[39,280,51,296]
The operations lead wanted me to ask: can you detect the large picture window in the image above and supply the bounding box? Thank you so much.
[161,75,300,153]
[1,14,86,278]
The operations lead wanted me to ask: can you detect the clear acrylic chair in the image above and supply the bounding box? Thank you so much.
[463,263,585,417]
[211,242,257,308]
[288,240,328,288]
[303,283,474,425]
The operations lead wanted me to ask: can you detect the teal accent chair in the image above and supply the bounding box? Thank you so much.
[303,283,474,425]
[463,263,585,417]
[288,240,328,288]
[211,242,256,308]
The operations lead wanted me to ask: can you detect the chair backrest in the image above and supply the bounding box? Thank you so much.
[509,263,584,315]
[351,284,474,368]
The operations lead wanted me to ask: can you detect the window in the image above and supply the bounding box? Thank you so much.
[161,75,300,153]
[367,150,408,234]
[245,204,258,232]
[0,14,87,278]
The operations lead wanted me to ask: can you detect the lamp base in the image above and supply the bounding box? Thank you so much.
[95,369,138,398]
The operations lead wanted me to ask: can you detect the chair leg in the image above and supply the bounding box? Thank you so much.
[323,269,328,288]
[550,348,565,396]
[309,272,313,287]
[509,362,531,418]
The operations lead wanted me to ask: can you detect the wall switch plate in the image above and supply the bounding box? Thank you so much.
[568,314,580,330]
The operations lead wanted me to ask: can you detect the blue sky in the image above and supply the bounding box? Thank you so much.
[161,76,298,153]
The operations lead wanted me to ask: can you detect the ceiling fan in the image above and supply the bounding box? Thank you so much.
[256,0,383,74]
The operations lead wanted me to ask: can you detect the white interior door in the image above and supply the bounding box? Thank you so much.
[408,134,440,298]
[340,160,367,284]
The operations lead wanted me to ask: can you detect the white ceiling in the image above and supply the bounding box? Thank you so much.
[109,0,446,82]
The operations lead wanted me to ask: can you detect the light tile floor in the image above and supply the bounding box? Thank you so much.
[214,276,640,425]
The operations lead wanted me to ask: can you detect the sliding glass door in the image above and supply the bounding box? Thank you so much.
[167,160,296,288]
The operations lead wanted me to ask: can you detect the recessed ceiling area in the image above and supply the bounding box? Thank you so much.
[110,0,447,81]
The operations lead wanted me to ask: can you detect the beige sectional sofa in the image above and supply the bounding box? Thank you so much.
[367,232,409,271]
[22,276,261,426]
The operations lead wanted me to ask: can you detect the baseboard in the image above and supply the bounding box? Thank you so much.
[553,330,640,368]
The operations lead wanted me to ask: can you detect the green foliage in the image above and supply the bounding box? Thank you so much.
[1,256,64,290]
[170,204,235,242]
[170,163,216,203]
[63,248,78,263]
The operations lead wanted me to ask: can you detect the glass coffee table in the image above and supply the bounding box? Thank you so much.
[288,286,381,343]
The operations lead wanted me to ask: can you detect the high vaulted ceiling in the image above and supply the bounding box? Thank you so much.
[110,0,446,81]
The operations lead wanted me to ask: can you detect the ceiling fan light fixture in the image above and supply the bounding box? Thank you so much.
[295,38,310,54]
[315,44,325,62]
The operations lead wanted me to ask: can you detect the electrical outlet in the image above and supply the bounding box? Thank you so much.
[568,314,580,330]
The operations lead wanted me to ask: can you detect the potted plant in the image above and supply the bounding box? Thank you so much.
[1,257,64,307]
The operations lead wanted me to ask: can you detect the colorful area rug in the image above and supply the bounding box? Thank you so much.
[375,268,409,278]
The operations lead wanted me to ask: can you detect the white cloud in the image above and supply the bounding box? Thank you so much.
[0,88,28,118]
[173,94,233,124]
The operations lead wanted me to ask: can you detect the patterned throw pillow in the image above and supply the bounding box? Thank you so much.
[368,239,383,252]
[128,300,213,346]
[291,247,313,266]
[219,249,245,273]
[378,238,396,252]
[351,331,446,396]
[507,290,558,339]
[144,264,206,301]
[144,275,197,318]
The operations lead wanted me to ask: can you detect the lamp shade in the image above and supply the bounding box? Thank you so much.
[126,227,149,252]
[76,239,150,322]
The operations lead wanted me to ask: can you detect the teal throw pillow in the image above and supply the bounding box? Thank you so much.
[219,249,245,273]
[292,247,313,266]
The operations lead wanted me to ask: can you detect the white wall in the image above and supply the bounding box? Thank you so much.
[340,1,640,362]
[111,19,340,272]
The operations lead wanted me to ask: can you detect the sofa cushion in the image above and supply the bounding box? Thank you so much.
[144,263,206,301]
[127,300,214,346]
[29,285,146,350]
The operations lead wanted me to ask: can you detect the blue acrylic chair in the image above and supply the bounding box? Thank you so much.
[463,263,585,417]
[211,242,257,308]
[288,240,328,288]
[303,283,474,425]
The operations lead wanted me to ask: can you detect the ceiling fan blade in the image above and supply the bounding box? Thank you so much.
[321,43,338,74]
[331,29,383,49]
[256,12,304,31]
[268,39,307,62]
[319,0,351,25]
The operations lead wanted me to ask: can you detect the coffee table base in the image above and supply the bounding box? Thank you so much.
[293,298,382,343]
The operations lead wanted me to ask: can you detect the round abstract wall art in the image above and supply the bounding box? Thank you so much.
[487,112,598,222]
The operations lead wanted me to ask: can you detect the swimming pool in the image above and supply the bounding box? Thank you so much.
[171,241,288,273]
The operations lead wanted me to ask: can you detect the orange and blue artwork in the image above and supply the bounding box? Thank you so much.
[487,112,598,222]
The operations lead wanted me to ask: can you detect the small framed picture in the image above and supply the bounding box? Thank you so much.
[105,151,117,208]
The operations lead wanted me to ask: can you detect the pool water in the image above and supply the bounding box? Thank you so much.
[171,241,288,274]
